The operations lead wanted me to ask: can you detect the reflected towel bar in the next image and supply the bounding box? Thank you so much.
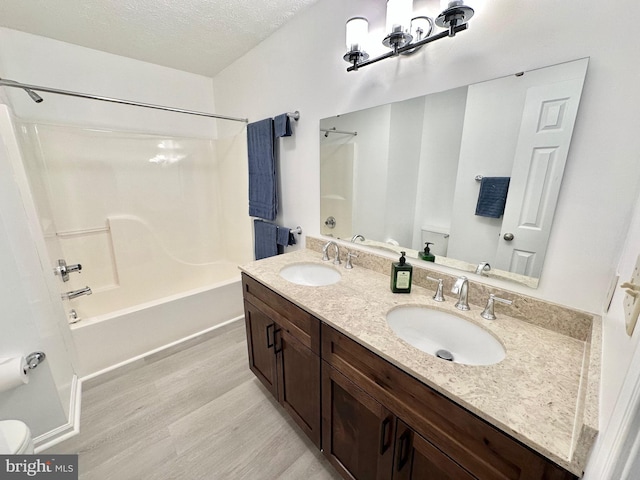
[287,111,300,121]
[290,226,302,235]
[321,127,358,137]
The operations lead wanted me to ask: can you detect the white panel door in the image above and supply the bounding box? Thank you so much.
[494,78,585,277]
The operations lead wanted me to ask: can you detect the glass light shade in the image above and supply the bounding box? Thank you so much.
[386,0,413,34]
[345,17,368,52]
[440,0,462,10]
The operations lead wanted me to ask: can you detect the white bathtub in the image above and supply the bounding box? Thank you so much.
[71,273,244,377]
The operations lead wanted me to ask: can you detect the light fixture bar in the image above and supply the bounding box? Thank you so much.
[347,23,467,72]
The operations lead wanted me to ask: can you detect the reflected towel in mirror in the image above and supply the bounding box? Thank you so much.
[475,177,510,218]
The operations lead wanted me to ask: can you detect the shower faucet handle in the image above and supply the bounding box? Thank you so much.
[54,259,82,282]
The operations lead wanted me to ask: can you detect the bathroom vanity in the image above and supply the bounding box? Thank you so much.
[240,239,599,480]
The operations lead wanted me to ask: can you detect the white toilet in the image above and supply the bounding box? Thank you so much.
[0,420,35,454]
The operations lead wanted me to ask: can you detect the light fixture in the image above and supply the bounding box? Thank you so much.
[344,0,475,72]
[344,17,369,65]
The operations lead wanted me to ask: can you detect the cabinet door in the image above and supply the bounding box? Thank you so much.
[322,363,395,480]
[244,300,277,397]
[276,327,321,447]
[394,420,476,480]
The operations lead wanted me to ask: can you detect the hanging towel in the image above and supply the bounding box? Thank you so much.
[475,177,511,218]
[276,226,298,249]
[247,118,277,220]
[274,113,292,137]
[254,220,278,260]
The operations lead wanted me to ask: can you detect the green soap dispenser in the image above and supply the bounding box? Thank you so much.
[419,242,435,262]
[391,251,413,293]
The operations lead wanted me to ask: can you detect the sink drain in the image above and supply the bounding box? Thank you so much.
[436,349,454,362]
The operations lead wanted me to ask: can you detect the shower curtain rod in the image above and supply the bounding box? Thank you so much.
[0,77,249,123]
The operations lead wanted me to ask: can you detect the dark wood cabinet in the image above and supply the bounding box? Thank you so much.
[321,323,577,480]
[242,274,321,447]
[322,363,395,480]
[277,327,320,444]
[393,420,476,480]
[244,299,277,397]
[241,272,578,480]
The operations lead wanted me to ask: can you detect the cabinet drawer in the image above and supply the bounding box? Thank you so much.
[321,324,576,480]
[242,273,319,353]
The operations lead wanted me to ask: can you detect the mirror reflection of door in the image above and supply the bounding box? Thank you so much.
[494,78,584,277]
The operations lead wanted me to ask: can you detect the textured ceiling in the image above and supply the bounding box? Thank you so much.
[0,0,321,78]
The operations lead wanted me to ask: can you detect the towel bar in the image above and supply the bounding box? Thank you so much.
[290,226,302,235]
[287,111,300,121]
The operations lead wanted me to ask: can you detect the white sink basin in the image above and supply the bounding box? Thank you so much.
[279,263,341,286]
[386,306,505,366]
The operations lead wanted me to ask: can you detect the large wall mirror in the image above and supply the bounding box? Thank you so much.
[320,58,588,288]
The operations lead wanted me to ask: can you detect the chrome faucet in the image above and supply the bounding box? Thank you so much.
[345,251,358,269]
[322,241,341,265]
[61,286,92,301]
[451,276,470,311]
[54,259,82,282]
[426,276,445,302]
[481,294,513,320]
[475,262,491,276]
[350,234,365,243]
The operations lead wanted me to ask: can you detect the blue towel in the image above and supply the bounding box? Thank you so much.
[475,177,511,218]
[247,118,277,220]
[254,220,278,260]
[276,226,297,249]
[274,114,292,137]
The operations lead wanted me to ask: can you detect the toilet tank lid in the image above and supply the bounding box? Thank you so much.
[0,420,30,454]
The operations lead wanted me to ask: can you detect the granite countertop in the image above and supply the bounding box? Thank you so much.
[239,248,600,476]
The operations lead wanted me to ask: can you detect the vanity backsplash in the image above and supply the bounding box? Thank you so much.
[307,235,594,341]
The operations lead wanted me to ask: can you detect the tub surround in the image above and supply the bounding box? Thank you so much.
[239,241,600,476]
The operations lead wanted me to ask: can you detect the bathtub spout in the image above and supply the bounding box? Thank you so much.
[62,286,92,301]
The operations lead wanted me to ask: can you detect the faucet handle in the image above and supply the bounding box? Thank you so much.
[426,276,445,302]
[345,251,358,269]
[480,293,513,320]
[475,262,491,276]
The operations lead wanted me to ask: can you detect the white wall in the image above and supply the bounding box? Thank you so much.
[411,86,466,251]
[211,0,640,475]
[212,0,640,314]
[384,97,425,247]
[0,29,220,137]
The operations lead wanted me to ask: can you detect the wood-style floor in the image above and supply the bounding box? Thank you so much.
[47,321,341,480]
